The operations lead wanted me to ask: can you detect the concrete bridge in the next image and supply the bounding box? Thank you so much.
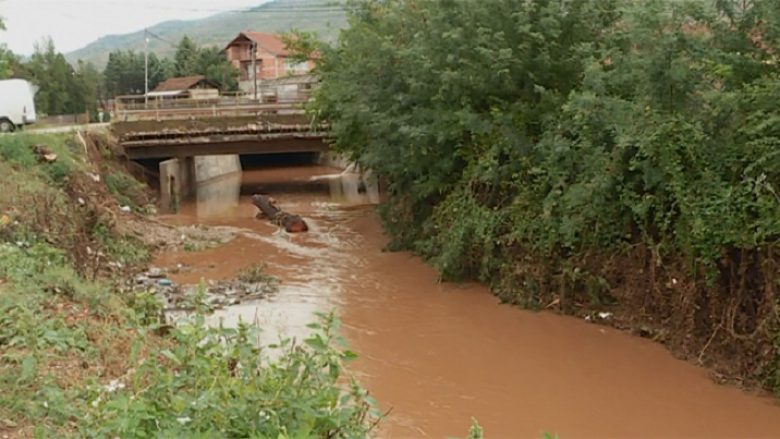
[120,127,327,159]
[114,105,328,160]
[111,103,331,211]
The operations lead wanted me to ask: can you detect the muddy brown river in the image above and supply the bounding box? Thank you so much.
[154,162,780,438]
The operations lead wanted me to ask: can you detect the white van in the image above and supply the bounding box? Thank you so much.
[0,79,37,132]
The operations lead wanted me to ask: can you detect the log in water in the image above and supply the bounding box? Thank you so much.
[252,193,309,233]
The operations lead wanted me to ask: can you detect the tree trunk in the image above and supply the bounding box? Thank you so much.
[251,194,309,233]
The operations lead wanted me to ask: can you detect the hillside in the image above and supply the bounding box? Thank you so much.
[65,0,346,68]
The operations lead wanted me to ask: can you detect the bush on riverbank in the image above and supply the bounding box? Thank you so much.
[0,133,377,436]
[81,313,374,438]
[314,0,780,391]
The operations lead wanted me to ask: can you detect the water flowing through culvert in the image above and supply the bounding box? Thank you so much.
[153,162,780,438]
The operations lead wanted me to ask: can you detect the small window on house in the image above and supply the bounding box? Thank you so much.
[285,59,309,73]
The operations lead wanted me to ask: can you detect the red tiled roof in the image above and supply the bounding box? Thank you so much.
[227,31,289,56]
[152,75,207,92]
[246,31,289,55]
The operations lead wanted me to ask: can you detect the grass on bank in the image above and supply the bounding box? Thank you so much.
[0,132,379,437]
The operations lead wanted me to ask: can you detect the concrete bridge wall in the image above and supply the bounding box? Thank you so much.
[159,154,242,212]
[194,155,242,182]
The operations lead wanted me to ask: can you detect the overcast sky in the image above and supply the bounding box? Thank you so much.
[0,0,269,55]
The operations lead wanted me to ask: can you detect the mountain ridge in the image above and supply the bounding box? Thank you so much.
[65,0,345,68]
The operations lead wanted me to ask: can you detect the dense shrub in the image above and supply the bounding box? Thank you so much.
[105,172,148,209]
[80,313,376,438]
[315,0,780,388]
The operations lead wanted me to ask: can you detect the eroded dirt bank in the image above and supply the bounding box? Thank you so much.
[152,163,780,438]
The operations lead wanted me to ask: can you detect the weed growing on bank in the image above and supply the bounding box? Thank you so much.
[238,263,280,285]
[0,242,378,436]
[80,312,377,438]
[105,172,149,209]
[0,132,85,186]
[182,238,221,252]
[457,418,558,439]
[467,418,484,438]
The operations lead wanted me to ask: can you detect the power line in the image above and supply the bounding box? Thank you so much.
[137,4,345,47]
[145,29,177,48]
[151,6,347,14]
[12,1,346,14]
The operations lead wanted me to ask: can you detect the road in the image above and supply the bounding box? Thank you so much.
[25,122,110,134]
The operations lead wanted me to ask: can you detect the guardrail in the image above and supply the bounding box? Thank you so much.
[113,102,308,122]
[114,91,311,111]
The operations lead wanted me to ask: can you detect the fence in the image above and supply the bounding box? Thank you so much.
[112,93,311,122]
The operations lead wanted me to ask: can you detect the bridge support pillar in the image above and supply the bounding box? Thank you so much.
[159,157,195,213]
[193,154,242,182]
[159,155,242,213]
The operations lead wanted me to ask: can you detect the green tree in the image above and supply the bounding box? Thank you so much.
[25,38,81,115]
[173,35,238,90]
[198,46,238,91]
[174,35,199,76]
[103,50,171,97]
[0,16,11,79]
[315,0,780,391]
[74,60,103,120]
[0,47,12,79]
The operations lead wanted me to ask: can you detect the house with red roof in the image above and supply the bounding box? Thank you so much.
[147,75,219,100]
[224,31,315,84]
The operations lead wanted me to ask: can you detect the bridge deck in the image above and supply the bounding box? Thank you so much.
[123,132,328,159]
[116,117,329,159]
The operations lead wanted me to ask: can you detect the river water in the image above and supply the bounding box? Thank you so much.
[154,162,780,438]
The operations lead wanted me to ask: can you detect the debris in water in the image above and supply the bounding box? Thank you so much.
[252,194,309,233]
[128,265,279,313]
[146,267,165,278]
[120,205,132,213]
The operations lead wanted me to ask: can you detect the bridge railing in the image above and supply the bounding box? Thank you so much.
[113,94,311,122]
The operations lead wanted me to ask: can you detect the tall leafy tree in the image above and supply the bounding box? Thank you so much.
[102,36,236,96]
[173,35,238,90]
[0,47,12,79]
[25,38,82,115]
[198,46,238,91]
[174,35,199,77]
[74,60,103,119]
[315,0,780,387]
[103,50,171,96]
[0,16,11,79]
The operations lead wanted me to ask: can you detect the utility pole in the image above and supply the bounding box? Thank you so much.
[144,28,149,108]
[251,40,258,102]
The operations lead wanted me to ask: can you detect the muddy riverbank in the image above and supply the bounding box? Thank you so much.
[150,162,780,437]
